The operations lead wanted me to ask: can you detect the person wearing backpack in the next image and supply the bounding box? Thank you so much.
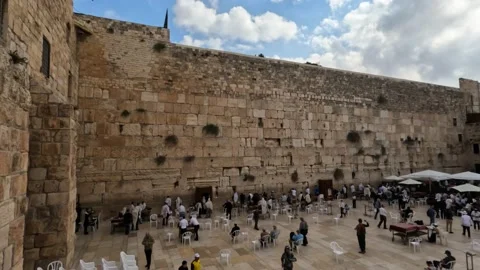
[281,246,297,270]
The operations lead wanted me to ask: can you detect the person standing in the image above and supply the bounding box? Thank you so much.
[374,198,381,220]
[165,196,172,208]
[178,260,188,270]
[161,202,170,227]
[427,205,436,225]
[281,246,297,270]
[339,200,345,218]
[352,195,357,209]
[132,204,139,231]
[142,232,154,270]
[178,217,188,240]
[253,209,260,230]
[445,207,454,233]
[123,209,133,235]
[191,254,201,270]
[299,218,308,246]
[377,205,387,229]
[355,218,369,254]
[472,208,480,230]
[178,203,186,219]
[461,211,473,238]
[190,215,200,241]
[223,200,233,220]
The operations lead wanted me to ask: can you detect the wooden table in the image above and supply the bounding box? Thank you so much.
[389,223,427,244]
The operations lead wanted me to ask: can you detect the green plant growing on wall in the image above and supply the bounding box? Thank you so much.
[364,130,373,135]
[106,27,114,33]
[377,94,387,104]
[438,153,445,161]
[155,155,166,166]
[333,168,344,180]
[183,155,195,162]
[136,108,146,113]
[165,135,178,147]
[153,42,167,52]
[8,51,27,64]
[403,136,415,146]
[121,110,130,118]
[258,53,265,58]
[346,131,361,143]
[291,170,299,182]
[243,174,255,182]
[202,124,220,136]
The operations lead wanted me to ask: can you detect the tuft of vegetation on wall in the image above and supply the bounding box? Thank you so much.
[153,42,167,52]
[346,131,361,143]
[154,155,166,166]
[164,135,178,147]
[334,168,344,180]
[183,155,195,162]
[202,124,220,136]
[121,110,130,118]
[291,170,299,182]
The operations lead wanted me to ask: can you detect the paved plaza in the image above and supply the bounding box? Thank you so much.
[73,200,480,269]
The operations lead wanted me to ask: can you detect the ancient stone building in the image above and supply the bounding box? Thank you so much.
[0,1,479,268]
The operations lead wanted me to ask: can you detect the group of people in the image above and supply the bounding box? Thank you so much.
[118,201,148,235]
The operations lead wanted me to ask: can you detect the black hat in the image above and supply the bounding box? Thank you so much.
[445,250,451,255]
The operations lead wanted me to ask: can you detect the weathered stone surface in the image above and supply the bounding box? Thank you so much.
[28,168,47,181]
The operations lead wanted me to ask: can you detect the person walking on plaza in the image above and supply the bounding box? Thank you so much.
[178,260,188,270]
[339,199,345,218]
[190,215,200,241]
[223,200,233,220]
[132,204,140,231]
[142,232,154,270]
[355,218,369,254]
[377,205,387,229]
[161,202,170,226]
[373,198,381,220]
[427,205,436,225]
[281,246,297,270]
[445,207,454,233]
[461,211,473,238]
[191,254,201,270]
[253,209,260,230]
[123,209,133,235]
[299,217,308,246]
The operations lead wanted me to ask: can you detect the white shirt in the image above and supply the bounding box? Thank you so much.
[178,205,186,213]
[165,198,172,207]
[339,201,345,208]
[359,184,364,191]
[161,204,169,216]
[379,207,387,217]
[461,214,473,227]
[305,188,310,195]
[305,194,311,203]
[233,192,239,203]
[435,193,442,202]
[141,203,146,210]
[291,189,297,196]
[472,211,480,221]
[350,185,355,193]
[179,219,188,229]
[190,217,200,226]
[446,199,453,209]
[205,200,213,210]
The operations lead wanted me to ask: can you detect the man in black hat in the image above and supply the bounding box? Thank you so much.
[427,250,456,269]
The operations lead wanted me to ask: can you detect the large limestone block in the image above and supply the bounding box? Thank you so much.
[141,92,158,102]
[223,168,240,177]
[122,124,141,136]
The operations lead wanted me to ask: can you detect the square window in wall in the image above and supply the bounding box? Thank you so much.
[40,36,50,78]
[453,118,457,126]
[474,144,480,154]
[458,134,463,142]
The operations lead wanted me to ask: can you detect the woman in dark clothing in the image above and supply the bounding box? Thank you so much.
[281,245,297,270]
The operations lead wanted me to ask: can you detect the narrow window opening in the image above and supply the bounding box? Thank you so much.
[458,134,463,143]
[66,22,71,44]
[453,118,457,126]
[474,144,479,154]
[40,36,51,78]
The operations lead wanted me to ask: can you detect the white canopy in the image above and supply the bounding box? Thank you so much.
[448,172,480,181]
[399,179,423,185]
[384,175,403,181]
[400,170,451,181]
[452,183,480,193]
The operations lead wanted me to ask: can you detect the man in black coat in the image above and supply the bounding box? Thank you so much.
[223,200,233,220]
[123,209,133,235]
[253,209,260,230]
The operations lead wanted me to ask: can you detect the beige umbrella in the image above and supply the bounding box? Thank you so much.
[399,179,422,185]
[384,175,403,182]
[452,183,480,193]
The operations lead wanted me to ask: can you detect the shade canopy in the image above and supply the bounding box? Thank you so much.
[399,179,423,185]
[384,175,403,181]
[448,172,480,181]
[451,183,480,193]
[400,170,451,181]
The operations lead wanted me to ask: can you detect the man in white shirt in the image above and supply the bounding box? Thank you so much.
[305,187,310,195]
[161,202,170,226]
[339,200,345,218]
[178,217,189,240]
[205,198,213,218]
[359,183,364,192]
[178,203,186,218]
[190,216,200,240]
[233,192,239,205]
[461,211,473,238]
[165,196,172,208]
[445,198,453,209]
[350,184,355,194]
[291,188,297,197]
[377,205,388,229]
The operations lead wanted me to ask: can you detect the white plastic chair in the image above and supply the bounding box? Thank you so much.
[330,241,344,263]
[203,219,212,230]
[472,239,480,250]
[223,219,230,232]
[102,258,118,270]
[261,235,271,248]
[219,249,231,265]
[312,214,319,224]
[409,237,421,253]
[306,205,312,214]
[442,260,456,270]
[166,232,173,242]
[120,251,136,269]
[80,259,97,270]
[333,214,341,226]
[182,231,193,246]
[47,261,63,270]
[149,214,158,229]
[168,217,176,227]
[271,210,278,220]
[389,212,399,223]
[241,231,249,241]
[232,230,240,244]
[287,214,294,224]
[251,240,260,251]
[247,214,253,225]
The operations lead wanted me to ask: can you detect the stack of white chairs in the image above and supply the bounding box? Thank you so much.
[102,258,118,270]
[80,259,97,270]
[47,261,63,270]
[120,251,138,270]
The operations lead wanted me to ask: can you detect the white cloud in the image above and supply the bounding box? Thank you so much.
[173,0,298,43]
[180,35,224,50]
[327,0,351,10]
[208,0,219,8]
[305,0,480,86]
[103,10,121,20]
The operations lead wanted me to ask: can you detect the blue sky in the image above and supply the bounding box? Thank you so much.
[74,0,480,87]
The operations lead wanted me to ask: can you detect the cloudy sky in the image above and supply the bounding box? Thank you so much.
[74,0,480,87]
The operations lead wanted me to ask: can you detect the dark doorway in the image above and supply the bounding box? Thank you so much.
[195,187,212,203]
[475,164,480,174]
[317,179,333,199]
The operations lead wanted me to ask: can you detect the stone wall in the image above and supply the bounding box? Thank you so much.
[0,46,30,270]
[74,14,468,206]
[4,0,79,269]
[461,79,480,171]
